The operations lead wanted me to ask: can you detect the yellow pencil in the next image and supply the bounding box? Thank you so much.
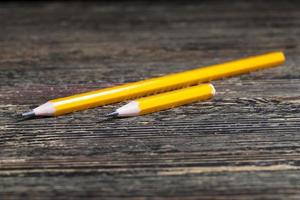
[22,51,285,118]
[106,84,215,117]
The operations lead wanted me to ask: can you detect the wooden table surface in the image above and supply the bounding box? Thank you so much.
[1,1,300,199]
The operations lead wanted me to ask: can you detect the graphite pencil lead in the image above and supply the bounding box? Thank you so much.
[21,111,36,119]
[105,111,119,118]
[15,111,36,122]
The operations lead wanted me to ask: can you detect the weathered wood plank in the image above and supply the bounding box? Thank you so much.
[0,1,300,199]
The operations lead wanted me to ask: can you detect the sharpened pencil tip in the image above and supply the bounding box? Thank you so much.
[15,111,36,122]
[105,111,118,118]
[21,111,36,119]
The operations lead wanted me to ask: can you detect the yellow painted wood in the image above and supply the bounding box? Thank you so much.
[137,84,215,115]
[50,51,285,116]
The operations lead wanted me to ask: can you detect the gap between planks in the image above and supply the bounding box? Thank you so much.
[0,164,299,176]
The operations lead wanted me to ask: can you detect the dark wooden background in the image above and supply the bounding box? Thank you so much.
[1,1,300,199]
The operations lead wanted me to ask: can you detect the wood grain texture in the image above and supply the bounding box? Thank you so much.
[1,1,300,199]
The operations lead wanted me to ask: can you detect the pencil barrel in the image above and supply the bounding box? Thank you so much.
[137,84,215,115]
[50,52,285,116]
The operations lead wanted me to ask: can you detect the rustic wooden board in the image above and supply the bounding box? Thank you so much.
[1,1,300,199]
